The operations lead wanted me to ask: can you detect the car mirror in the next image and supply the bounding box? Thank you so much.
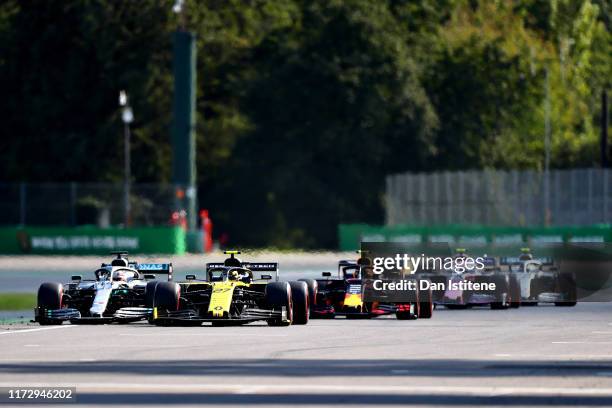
[260,274,272,280]
[322,272,332,277]
[71,275,82,281]
[144,274,156,280]
[186,274,196,280]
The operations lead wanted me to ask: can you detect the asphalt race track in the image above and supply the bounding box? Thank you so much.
[1,303,612,407]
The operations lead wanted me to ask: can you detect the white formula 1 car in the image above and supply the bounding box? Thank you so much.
[500,249,577,306]
[34,251,173,324]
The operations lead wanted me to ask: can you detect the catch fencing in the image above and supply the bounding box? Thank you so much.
[385,168,611,226]
[0,183,193,227]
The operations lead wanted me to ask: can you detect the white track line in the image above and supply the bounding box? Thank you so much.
[493,354,612,359]
[1,382,612,397]
[0,325,75,335]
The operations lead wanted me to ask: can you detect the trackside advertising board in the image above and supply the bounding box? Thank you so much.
[339,224,612,252]
[0,226,186,254]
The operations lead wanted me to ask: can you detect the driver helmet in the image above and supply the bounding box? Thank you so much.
[112,270,127,282]
[519,248,533,261]
[228,270,240,281]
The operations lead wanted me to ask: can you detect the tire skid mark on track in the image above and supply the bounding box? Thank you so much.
[267,342,391,359]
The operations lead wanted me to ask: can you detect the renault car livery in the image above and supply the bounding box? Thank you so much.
[149,251,309,326]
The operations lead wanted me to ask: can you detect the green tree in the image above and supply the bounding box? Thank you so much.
[214,0,438,247]
[1,1,178,182]
[1,0,609,248]
[427,0,610,170]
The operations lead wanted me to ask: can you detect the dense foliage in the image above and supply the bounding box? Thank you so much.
[1,0,609,247]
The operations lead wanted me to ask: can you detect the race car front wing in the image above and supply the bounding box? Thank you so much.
[35,307,81,322]
[152,307,286,324]
[35,307,152,323]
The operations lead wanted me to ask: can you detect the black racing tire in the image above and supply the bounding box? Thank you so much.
[145,281,160,308]
[289,281,309,325]
[298,279,318,309]
[37,282,64,325]
[153,282,181,312]
[417,287,433,319]
[555,301,577,307]
[265,282,293,326]
[530,278,543,300]
[38,282,63,309]
[509,275,521,308]
[556,273,577,307]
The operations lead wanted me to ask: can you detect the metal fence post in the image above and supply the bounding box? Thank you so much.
[512,170,519,225]
[604,169,610,223]
[471,172,478,224]
[445,172,451,224]
[432,173,439,225]
[588,169,594,223]
[458,172,464,224]
[385,176,392,225]
[554,170,560,225]
[70,182,77,226]
[19,182,26,226]
[405,174,412,225]
[419,173,426,224]
[543,169,549,226]
[571,170,577,224]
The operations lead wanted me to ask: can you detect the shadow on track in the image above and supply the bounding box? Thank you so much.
[2,359,612,378]
[73,392,612,406]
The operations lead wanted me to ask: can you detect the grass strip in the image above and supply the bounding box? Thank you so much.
[0,293,36,311]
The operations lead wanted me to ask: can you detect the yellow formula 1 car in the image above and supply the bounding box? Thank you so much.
[149,251,309,326]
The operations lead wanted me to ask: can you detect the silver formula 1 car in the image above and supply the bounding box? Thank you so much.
[500,248,577,306]
[34,251,173,324]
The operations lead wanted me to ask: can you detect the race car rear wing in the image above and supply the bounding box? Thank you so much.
[205,262,280,282]
[499,256,554,265]
[477,256,498,271]
[482,257,496,266]
[136,263,173,281]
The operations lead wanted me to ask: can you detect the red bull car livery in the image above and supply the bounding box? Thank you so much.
[305,253,433,320]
